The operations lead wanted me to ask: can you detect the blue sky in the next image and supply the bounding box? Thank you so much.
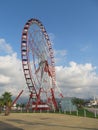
[0,0,98,66]
[0,0,98,98]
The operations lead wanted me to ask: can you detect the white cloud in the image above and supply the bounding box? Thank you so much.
[56,61,98,98]
[48,33,55,45]
[54,49,67,65]
[80,45,89,52]
[54,50,67,57]
[0,38,13,54]
[0,38,98,100]
[0,38,27,98]
[0,53,27,97]
[0,75,11,84]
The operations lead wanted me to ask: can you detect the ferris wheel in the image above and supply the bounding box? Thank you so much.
[21,18,63,111]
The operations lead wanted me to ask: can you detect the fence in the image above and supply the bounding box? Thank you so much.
[59,108,98,118]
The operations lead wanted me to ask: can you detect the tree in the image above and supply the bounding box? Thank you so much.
[2,92,12,115]
[72,97,85,108]
[20,103,26,111]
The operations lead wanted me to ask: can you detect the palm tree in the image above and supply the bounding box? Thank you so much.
[2,92,12,115]
[0,98,4,113]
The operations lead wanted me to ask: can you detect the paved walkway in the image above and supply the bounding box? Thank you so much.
[0,113,98,130]
[0,121,23,130]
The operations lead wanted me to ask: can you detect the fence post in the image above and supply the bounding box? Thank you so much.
[94,110,97,118]
[84,109,86,117]
[70,109,71,114]
[76,110,78,116]
[47,109,49,113]
[64,109,66,114]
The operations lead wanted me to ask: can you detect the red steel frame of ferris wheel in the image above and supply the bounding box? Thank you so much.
[21,18,59,111]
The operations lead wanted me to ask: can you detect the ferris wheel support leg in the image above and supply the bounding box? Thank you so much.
[50,88,58,111]
[34,88,42,111]
[11,90,24,107]
[26,97,31,112]
[5,90,24,115]
[26,92,33,112]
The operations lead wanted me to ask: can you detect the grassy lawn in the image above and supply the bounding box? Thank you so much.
[1,108,98,119]
[63,108,98,118]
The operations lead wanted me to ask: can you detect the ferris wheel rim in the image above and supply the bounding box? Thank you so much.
[21,18,56,93]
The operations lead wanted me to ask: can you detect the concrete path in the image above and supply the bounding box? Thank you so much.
[0,113,98,130]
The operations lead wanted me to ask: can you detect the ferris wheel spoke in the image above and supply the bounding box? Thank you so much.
[21,18,63,111]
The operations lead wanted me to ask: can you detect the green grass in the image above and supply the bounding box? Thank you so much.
[2,108,98,119]
[63,108,98,118]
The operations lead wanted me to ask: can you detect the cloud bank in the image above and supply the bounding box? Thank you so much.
[56,61,98,98]
[0,38,27,98]
[0,38,98,100]
[0,39,13,54]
